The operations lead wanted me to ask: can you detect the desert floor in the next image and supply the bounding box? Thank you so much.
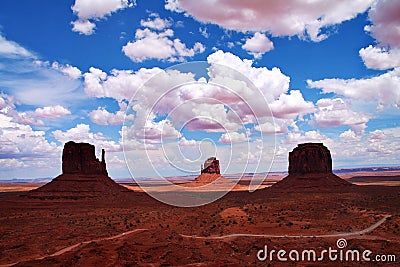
[0,173,399,266]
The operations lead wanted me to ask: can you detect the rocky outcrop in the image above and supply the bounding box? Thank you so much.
[62,141,108,176]
[184,157,226,186]
[289,143,332,175]
[272,143,352,190]
[29,141,129,199]
[201,157,220,175]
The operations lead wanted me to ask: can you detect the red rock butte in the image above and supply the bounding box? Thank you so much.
[29,141,129,199]
[189,157,225,185]
[62,141,108,176]
[272,143,352,190]
[201,157,220,175]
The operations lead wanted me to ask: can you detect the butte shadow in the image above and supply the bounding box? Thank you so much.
[29,141,130,199]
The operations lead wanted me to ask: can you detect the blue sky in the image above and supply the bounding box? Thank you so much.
[0,0,399,179]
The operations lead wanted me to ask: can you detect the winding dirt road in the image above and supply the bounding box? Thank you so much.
[0,228,148,267]
[180,215,392,240]
[0,214,392,266]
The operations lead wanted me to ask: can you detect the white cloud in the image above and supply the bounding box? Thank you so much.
[124,119,182,141]
[218,131,248,144]
[0,158,25,169]
[122,28,205,62]
[359,45,400,70]
[84,50,312,142]
[282,130,332,145]
[71,20,96,35]
[207,50,290,102]
[242,32,274,58]
[254,118,295,134]
[313,98,369,133]
[0,58,85,107]
[51,62,82,79]
[71,0,133,35]
[178,137,198,146]
[0,35,33,58]
[307,67,400,108]
[140,14,171,30]
[165,0,183,13]
[369,129,386,141]
[52,123,121,152]
[367,0,400,48]
[269,90,315,119]
[339,129,360,141]
[89,101,133,125]
[359,1,400,71]
[72,0,132,20]
[165,0,373,41]
[83,66,179,101]
[199,27,209,38]
[0,113,59,159]
[89,107,125,126]
[34,105,71,119]
[8,112,44,126]
[0,94,41,126]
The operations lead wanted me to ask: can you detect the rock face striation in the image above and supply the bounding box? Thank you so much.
[272,143,352,190]
[29,141,129,199]
[201,157,220,175]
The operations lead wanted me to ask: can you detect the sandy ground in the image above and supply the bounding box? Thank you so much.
[0,182,399,266]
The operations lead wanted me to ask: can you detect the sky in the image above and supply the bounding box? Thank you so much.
[0,0,399,180]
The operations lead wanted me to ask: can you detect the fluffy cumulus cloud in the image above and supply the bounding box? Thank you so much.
[282,130,332,146]
[307,67,400,109]
[254,118,296,134]
[207,50,290,102]
[84,50,316,144]
[165,0,373,41]
[140,13,171,30]
[0,94,70,126]
[122,28,205,62]
[0,94,43,126]
[178,137,198,147]
[83,67,163,101]
[71,20,96,35]
[219,131,248,144]
[367,0,400,48]
[0,113,60,168]
[359,45,400,70]
[89,101,134,126]
[71,0,133,35]
[242,32,274,58]
[269,90,315,119]
[339,129,360,141]
[313,98,369,133]
[51,62,82,79]
[360,0,400,70]
[34,105,71,119]
[52,123,121,152]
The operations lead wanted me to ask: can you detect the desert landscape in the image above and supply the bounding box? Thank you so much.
[0,142,399,266]
[2,1,400,266]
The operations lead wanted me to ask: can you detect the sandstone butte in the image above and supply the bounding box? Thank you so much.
[272,143,352,190]
[29,141,130,199]
[194,157,223,184]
